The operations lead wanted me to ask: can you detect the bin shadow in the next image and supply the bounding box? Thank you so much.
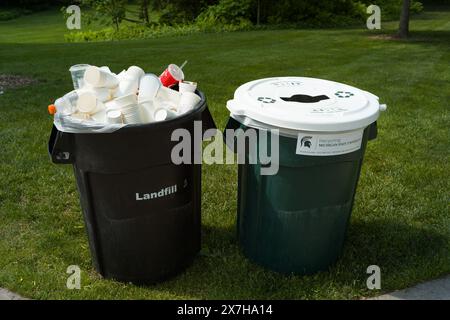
[138,218,448,299]
[340,218,448,272]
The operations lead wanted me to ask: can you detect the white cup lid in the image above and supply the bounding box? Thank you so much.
[168,64,184,81]
[227,77,384,132]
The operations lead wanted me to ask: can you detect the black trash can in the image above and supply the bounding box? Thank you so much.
[48,91,215,284]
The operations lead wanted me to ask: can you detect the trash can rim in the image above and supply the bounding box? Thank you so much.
[227,77,383,132]
[229,114,375,136]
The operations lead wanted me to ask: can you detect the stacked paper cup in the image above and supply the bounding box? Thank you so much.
[111,93,142,124]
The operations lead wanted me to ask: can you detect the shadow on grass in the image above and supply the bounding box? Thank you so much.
[343,218,448,268]
[367,30,450,47]
[139,218,448,299]
[407,30,450,45]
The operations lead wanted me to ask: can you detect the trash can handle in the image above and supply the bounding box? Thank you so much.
[368,121,378,141]
[48,125,75,164]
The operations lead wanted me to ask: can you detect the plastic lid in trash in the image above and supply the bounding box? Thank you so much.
[227,77,386,132]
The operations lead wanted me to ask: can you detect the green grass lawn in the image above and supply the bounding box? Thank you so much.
[0,7,449,299]
[0,5,160,44]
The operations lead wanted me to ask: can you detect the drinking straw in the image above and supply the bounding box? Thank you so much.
[180,60,188,69]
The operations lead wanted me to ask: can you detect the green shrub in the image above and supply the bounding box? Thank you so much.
[158,3,192,25]
[64,24,197,42]
[0,8,33,21]
[0,9,21,21]
[64,21,255,43]
[263,0,366,27]
[359,0,423,19]
[196,0,253,28]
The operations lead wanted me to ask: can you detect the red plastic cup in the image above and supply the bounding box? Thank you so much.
[159,64,184,88]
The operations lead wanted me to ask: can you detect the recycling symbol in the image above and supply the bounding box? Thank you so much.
[335,91,354,98]
[257,97,276,104]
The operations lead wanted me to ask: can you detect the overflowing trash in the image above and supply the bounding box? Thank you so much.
[49,63,201,133]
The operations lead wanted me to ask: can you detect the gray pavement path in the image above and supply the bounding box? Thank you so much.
[0,288,27,300]
[1,275,449,300]
[369,275,450,300]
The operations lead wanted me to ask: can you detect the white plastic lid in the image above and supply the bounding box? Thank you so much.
[168,64,184,81]
[227,77,385,132]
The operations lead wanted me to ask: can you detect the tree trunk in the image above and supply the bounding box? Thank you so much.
[113,17,120,31]
[398,0,411,38]
[256,0,261,26]
[141,0,150,25]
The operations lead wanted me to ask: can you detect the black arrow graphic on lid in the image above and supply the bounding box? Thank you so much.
[281,94,330,103]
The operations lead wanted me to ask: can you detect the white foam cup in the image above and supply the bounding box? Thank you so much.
[118,77,139,96]
[139,100,156,122]
[138,74,161,102]
[100,66,112,73]
[106,110,123,124]
[126,66,145,81]
[178,92,201,115]
[156,86,181,106]
[179,81,197,93]
[117,70,127,81]
[84,66,119,88]
[154,107,177,122]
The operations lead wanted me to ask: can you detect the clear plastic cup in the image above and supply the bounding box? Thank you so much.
[69,64,90,90]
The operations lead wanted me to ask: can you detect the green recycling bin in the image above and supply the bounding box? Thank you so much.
[225,77,386,274]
